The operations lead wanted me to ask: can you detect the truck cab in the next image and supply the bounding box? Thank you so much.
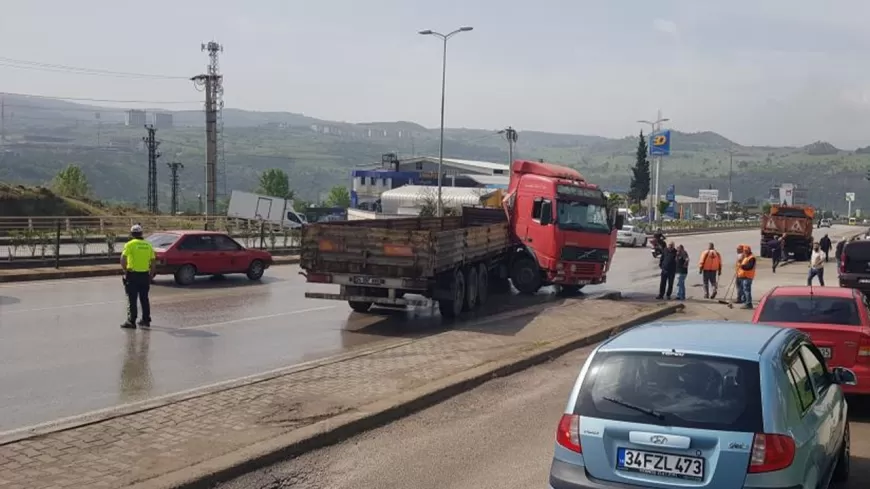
[504,160,623,293]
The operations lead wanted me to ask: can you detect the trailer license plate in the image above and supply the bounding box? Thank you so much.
[351,276,385,286]
[859,279,870,284]
[819,347,832,359]
[617,448,704,481]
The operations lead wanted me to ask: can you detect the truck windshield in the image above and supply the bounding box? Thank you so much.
[556,200,610,232]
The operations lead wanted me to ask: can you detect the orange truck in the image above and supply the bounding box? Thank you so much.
[759,204,815,261]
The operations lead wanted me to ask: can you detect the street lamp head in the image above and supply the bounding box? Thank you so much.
[660,118,671,123]
[459,26,474,32]
[637,120,653,125]
[418,30,434,35]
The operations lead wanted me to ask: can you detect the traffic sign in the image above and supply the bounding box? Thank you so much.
[846,192,856,202]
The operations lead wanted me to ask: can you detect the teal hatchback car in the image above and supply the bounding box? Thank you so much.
[549,321,856,489]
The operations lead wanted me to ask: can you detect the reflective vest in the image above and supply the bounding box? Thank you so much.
[737,254,757,280]
[699,250,722,272]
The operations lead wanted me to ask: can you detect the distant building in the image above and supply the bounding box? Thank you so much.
[151,112,173,129]
[125,110,146,127]
[350,156,510,209]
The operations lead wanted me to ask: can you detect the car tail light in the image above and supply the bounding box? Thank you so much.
[857,334,870,362]
[556,414,581,453]
[840,253,847,274]
[306,273,333,284]
[747,433,795,473]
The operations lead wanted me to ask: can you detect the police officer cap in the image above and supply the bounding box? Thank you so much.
[130,224,143,234]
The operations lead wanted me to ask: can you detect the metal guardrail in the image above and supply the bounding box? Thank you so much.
[0,217,301,263]
[0,215,234,236]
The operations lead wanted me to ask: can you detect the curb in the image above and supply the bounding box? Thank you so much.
[126,302,684,489]
[0,256,301,283]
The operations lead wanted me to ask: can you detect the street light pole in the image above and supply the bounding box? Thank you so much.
[497,126,518,165]
[637,111,669,225]
[419,26,474,217]
[728,149,734,221]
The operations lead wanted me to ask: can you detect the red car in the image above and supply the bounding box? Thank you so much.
[753,285,870,394]
[146,230,273,285]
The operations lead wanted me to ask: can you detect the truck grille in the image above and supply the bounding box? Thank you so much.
[560,246,609,263]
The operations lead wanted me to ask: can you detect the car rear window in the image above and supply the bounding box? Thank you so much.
[574,351,763,433]
[845,242,870,261]
[146,233,180,250]
[758,295,861,326]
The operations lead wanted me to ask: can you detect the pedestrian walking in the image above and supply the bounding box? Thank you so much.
[767,235,782,273]
[808,242,826,286]
[657,242,677,300]
[120,224,156,329]
[738,245,757,309]
[698,242,722,299]
[735,245,746,304]
[820,234,832,262]
[836,238,846,272]
[675,244,690,300]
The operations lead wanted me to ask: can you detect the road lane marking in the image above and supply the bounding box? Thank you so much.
[162,305,338,331]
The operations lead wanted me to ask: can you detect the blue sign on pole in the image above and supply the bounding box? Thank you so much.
[665,185,676,218]
[650,130,672,156]
[665,184,675,202]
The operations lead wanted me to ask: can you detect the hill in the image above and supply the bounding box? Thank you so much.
[0,182,114,217]
[2,92,870,214]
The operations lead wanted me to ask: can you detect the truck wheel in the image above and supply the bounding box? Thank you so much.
[477,264,490,306]
[246,260,265,281]
[463,266,478,311]
[438,269,465,319]
[510,257,542,295]
[348,301,372,313]
[174,264,197,286]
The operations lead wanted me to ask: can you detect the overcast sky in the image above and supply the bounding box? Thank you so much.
[2,0,870,148]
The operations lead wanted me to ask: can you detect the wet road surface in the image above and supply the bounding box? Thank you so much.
[215,340,870,489]
[0,226,855,431]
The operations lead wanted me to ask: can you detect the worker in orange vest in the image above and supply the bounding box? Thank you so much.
[737,245,757,309]
[735,245,746,304]
[698,242,722,299]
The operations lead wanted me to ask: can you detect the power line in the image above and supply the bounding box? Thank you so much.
[0,92,200,105]
[0,57,188,80]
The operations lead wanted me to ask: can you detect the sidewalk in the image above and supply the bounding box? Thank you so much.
[0,297,674,489]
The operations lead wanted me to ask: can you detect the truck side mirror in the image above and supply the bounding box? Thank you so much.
[540,201,552,226]
[614,214,625,230]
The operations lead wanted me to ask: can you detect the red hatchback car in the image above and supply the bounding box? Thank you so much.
[146,230,273,285]
[753,285,870,394]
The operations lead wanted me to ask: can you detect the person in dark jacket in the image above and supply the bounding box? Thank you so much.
[836,238,846,272]
[819,234,832,262]
[657,242,677,300]
[675,244,690,300]
[767,235,782,273]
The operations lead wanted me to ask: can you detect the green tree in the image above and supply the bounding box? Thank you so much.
[51,164,90,198]
[607,192,624,208]
[324,185,351,208]
[257,169,295,199]
[761,202,772,214]
[628,131,651,204]
[657,200,670,217]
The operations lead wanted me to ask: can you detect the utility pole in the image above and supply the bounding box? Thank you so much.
[1,94,5,151]
[637,111,670,224]
[728,149,734,221]
[192,40,223,228]
[95,112,101,147]
[143,125,161,214]
[167,161,184,215]
[497,126,518,165]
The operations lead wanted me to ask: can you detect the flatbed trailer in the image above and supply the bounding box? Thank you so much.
[300,207,513,318]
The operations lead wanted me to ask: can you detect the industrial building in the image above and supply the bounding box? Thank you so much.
[125,110,146,127]
[350,155,510,210]
[151,112,173,129]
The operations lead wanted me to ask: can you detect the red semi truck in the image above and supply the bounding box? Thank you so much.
[300,160,623,317]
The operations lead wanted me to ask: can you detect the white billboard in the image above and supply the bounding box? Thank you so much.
[846,192,856,202]
[698,189,719,202]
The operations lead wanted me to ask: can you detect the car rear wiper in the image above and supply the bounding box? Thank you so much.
[603,396,665,420]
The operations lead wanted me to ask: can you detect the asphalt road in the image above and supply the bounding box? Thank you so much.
[0,225,855,431]
[214,342,870,489]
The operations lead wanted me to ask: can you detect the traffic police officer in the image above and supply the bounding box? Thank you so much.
[120,224,155,329]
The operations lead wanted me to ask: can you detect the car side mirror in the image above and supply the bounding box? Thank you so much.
[614,214,625,231]
[832,366,858,386]
[540,202,552,226]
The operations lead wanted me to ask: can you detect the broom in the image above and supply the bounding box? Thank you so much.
[717,271,737,309]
